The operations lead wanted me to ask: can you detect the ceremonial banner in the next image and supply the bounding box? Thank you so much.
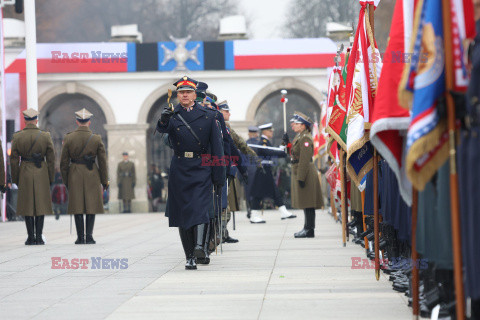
[397,0,475,190]
[370,0,415,205]
[345,0,383,187]
[326,52,349,151]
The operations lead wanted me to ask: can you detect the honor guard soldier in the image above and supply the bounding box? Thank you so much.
[248,123,296,223]
[288,112,323,238]
[60,108,108,244]
[157,76,225,270]
[10,109,55,245]
[117,152,136,213]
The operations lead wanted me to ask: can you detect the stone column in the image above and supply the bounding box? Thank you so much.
[104,123,149,213]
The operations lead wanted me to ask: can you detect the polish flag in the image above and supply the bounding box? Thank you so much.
[233,38,340,70]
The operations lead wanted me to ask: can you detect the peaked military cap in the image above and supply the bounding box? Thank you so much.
[289,114,299,122]
[258,123,273,130]
[173,76,198,91]
[75,108,93,122]
[218,100,229,111]
[122,152,128,156]
[206,92,217,103]
[248,126,259,133]
[22,108,39,121]
[293,111,313,127]
[195,81,208,101]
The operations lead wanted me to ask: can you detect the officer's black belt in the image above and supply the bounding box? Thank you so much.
[291,159,312,164]
[174,151,202,159]
[71,159,90,165]
[21,157,44,162]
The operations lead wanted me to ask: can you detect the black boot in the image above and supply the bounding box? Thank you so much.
[74,214,85,244]
[294,208,315,238]
[25,216,36,245]
[35,216,45,245]
[85,214,96,244]
[199,223,211,265]
[194,224,209,263]
[207,219,216,254]
[179,227,197,270]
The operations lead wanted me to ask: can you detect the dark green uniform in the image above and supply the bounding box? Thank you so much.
[290,131,323,209]
[10,121,55,245]
[60,127,108,214]
[117,160,135,212]
[60,111,108,245]
[10,124,55,216]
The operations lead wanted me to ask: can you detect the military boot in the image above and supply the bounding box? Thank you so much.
[85,214,96,244]
[194,224,209,264]
[294,208,315,238]
[74,214,85,244]
[24,216,36,245]
[179,227,197,270]
[35,216,45,245]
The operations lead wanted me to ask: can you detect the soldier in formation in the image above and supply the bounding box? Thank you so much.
[287,112,323,238]
[10,109,55,245]
[117,152,136,213]
[60,108,109,244]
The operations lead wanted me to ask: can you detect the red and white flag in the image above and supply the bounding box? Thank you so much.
[369,0,415,205]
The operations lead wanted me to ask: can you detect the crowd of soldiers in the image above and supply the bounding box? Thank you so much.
[157,76,324,270]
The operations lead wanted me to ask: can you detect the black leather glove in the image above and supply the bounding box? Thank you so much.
[160,105,174,124]
[298,180,306,188]
[282,132,290,146]
[0,185,6,193]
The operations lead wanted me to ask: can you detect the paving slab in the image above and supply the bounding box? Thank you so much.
[0,210,413,319]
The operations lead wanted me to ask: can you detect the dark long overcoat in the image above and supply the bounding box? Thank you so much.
[157,103,225,229]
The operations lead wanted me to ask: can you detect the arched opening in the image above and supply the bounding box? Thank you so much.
[39,93,108,168]
[146,92,178,175]
[254,89,321,208]
[255,89,321,144]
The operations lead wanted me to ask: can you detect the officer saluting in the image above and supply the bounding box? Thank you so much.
[117,152,136,213]
[157,76,225,270]
[60,108,108,244]
[10,109,55,245]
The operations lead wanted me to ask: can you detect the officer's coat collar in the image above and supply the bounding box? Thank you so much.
[173,102,207,123]
[76,126,92,132]
[24,124,39,130]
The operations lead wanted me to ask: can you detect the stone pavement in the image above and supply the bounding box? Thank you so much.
[0,210,412,320]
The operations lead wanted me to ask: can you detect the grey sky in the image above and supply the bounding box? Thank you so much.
[239,0,291,39]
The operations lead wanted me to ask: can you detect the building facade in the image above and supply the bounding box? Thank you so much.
[5,38,337,212]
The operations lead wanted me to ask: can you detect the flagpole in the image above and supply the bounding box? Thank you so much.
[411,187,419,319]
[339,149,347,246]
[441,0,465,318]
[281,90,287,133]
